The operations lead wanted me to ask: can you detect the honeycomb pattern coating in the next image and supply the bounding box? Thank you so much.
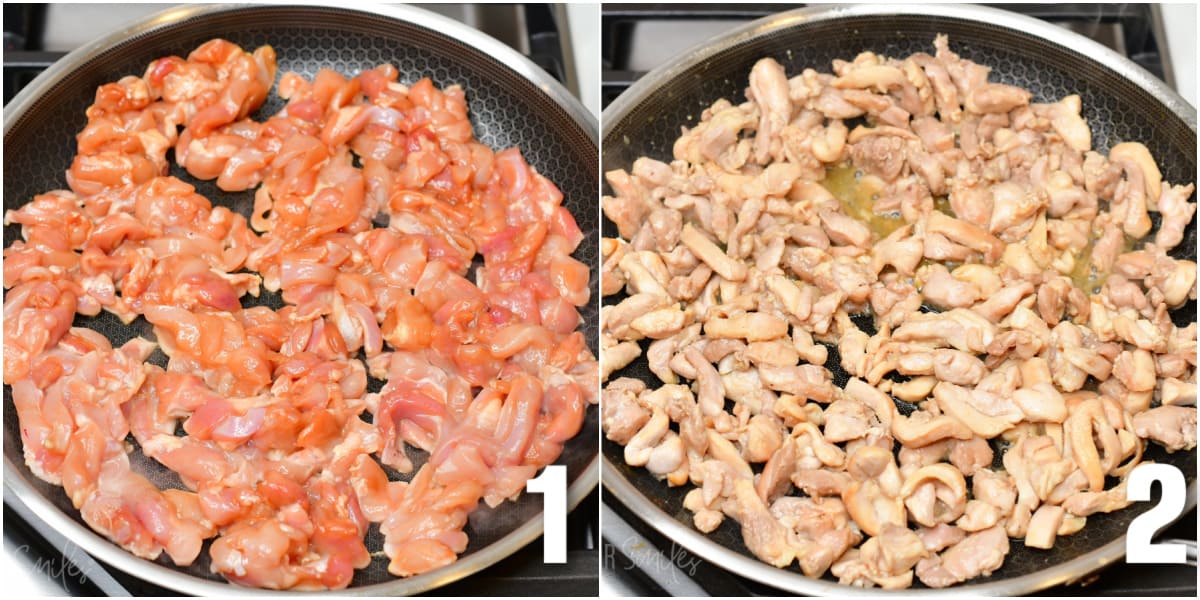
[3,5,598,589]
[602,13,1196,590]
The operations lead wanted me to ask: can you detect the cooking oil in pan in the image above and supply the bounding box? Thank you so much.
[822,164,905,240]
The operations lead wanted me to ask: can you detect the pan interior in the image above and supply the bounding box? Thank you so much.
[3,5,598,589]
[602,12,1196,590]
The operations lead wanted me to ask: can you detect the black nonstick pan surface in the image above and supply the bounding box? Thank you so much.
[3,3,598,595]
[601,4,1196,596]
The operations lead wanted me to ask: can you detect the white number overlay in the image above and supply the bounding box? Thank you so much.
[1126,463,1188,564]
[527,465,567,564]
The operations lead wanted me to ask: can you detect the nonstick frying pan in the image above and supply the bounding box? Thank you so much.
[3,3,599,595]
[601,4,1197,595]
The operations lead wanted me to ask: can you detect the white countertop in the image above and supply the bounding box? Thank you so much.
[1161,3,1197,107]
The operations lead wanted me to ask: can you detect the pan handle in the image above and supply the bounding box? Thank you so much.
[1155,538,1198,567]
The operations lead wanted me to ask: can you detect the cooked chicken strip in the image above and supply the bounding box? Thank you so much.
[956,500,1000,532]
[681,223,747,282]
[965,83,1031,114]
[1155,183,1196,250]
[749,58,792,164]
[823,395,876,443]
[685,347,726,417]
[731,478,796,568]
[832,523,926,589]
[602,339,641,381]
[1110,142,1163,206]
[914,526,1009,588]
[900,464,968,527]
[932,382,1022,438]
[921,263,981,309]
[705,312,788,342]
[771,495,862,577]
[917,523,966,553]
[1160,377,1197,406]
[603,379,650,445]
[1062,478,1133,516]
[1132,405,1197,452]
[927,212,1005,263]
[1025,504,1066,549]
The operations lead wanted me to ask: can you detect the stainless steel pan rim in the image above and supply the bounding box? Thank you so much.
[602,3,1196,129]
[4,455,599,596]
[3,2,598,595]
[3,2,599,142]
[603,455,1195,597]
[601,3,1196,596]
